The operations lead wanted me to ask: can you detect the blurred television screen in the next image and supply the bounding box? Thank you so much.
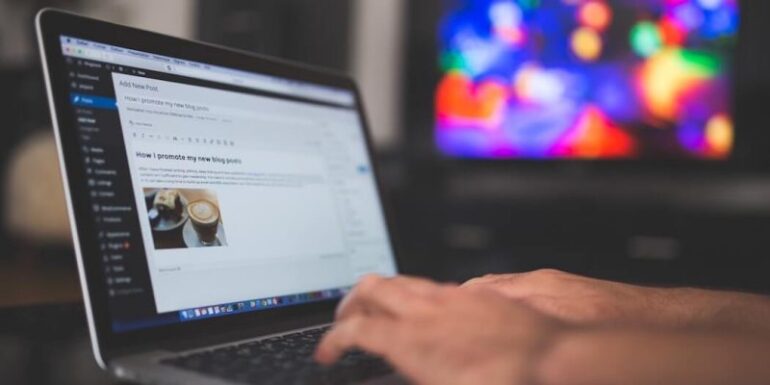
[435,0,739,160]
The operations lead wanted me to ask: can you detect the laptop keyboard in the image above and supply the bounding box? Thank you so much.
[160,326,394,385]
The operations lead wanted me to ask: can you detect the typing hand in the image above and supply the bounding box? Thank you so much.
[314,275,565,385]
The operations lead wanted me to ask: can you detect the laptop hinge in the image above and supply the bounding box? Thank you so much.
[103,312,334,359]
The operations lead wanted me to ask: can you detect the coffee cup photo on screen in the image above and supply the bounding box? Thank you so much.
[143,188,228,249]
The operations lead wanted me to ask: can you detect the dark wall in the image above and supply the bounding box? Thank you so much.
[197,0,353,72]
[0,0,81,261]
[734,1,770,169]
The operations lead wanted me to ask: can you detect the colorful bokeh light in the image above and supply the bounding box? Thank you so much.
[639,48,720,120]
[572,27,603,62]
[579,1,613,31]
[436,0,739,160]
[705,113,733,158]
[553,105,637,158]
[630,21,663,58]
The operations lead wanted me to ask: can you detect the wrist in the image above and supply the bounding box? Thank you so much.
[628,286,723,329]
[648,287,770,333]
[650,287,713,328]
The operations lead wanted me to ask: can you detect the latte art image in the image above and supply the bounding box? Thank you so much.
[187,200,221,245]
[188,201,219,225]
[144,188,227,249]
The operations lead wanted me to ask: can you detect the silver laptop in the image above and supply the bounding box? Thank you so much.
[37,8,403,385]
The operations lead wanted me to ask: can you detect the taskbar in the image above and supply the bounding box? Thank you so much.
[177,287,351,322]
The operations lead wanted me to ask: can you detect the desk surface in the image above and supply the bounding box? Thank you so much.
[0,251,105,384]
[0,303,119,385]
[0,261,81,308]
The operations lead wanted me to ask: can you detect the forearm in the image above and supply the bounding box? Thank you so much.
[660,288,770,334]
[535,328,770,385]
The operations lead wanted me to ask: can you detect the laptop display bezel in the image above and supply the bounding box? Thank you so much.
[37,8,402,363]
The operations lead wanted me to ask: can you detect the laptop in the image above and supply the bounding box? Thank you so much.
[37,9,404,385]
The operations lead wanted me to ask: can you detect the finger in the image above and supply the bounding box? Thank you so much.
[314,314,398,365]
[462,273,521,288]
[462,272,549,300]
[336,275,442,321]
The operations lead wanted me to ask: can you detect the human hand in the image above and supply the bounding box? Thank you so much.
[463,269,686,328]
[314,275,567,385]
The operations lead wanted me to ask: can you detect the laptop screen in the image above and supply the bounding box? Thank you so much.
[57,35,397,333]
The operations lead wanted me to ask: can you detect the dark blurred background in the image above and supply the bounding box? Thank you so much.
[2,0,770,384]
